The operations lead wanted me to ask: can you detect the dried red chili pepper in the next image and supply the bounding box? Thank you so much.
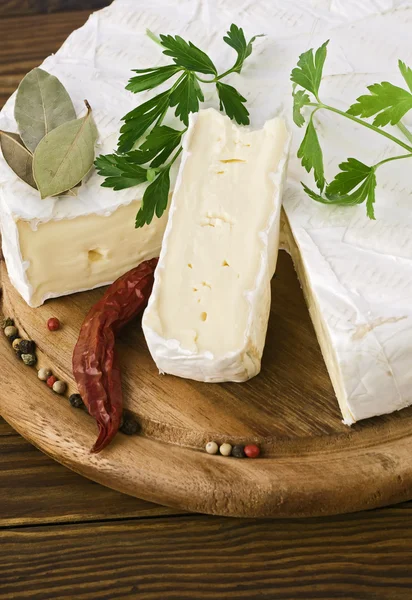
[72,258,158,453]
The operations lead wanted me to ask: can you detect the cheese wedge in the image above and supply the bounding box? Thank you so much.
[0,16,171,307]
[143,108,290,382]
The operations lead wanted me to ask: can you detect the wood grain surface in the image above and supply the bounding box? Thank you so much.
[3,245,412,518]
[2,509,412,600]
[0,11,96,107]
[2,6,412,599]
[0,1,111,17]
[0,427,179,527]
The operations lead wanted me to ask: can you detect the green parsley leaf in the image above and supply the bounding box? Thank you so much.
[119,127,183,168]
[135,166,171,227]
[399,60,412,93]
[301,159,377,219]
[160,34,217,75]
[293,88,311,127]
[169,72,204,126]
[290,40,329,99]
[139,125,183,167]
[300,183,325,203]
[347,81,412,126]
[122,147,161,165]
[97,24,261,225]
[149,140,181,168]
[297,117,325,190]
[95,154,148,190]
[126,65,181,93]
[222,24,264,74]
[216,81,249,125]
[118,90,171,153]
[140,125,183,151]
[326,159,377,218]
[326,158,372,196]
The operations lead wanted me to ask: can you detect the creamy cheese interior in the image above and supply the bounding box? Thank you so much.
[144,109,289,361]
[18,200,168,306]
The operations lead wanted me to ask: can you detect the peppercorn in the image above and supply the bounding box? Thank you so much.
[232,445,246,458]
[4,325,18,339]
[47,317,60,331]
[2,317,14,329]
[119,415,140,435]
[47,375,58,388]
[12,337,23,352]
[205,441,219,455]
[219,443,232,457]
[38,368,52,381]
[244,444,261,458]
[52,380,67,395]
[19,339,35,354]
[21,353,37,366]
[69,393,84,408]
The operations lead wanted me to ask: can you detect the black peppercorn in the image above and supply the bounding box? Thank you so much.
[232,445,246,458]
[120,415,140,436]
[69,393,84,409]
[19,339,35,354]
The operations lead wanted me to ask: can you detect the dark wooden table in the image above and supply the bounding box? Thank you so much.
[1,5,412,599]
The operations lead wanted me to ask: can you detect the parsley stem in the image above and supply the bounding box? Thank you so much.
[197,68,236,84]
[374,153,412,169]
[146,29,163,47]
[310,103,412,152]
[165,145,183,169]
[396,121,412,145]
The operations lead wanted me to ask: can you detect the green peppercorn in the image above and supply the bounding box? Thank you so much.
[21,353,37,366]
[120,415,139,435]
[4,325,18,339]
[12,337,23,352]
[19,339,35,354]
[2,317,14,329]
[69,393,84,409]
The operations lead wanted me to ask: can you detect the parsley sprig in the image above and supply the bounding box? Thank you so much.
[291,41,412,219]
[95,24,263,228]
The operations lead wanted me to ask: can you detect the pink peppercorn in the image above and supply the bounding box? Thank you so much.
[47,318,60,331]
[47,375,58,389]
[244,444,261,458]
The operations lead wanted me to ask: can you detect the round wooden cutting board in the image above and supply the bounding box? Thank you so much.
[1,250,412,518]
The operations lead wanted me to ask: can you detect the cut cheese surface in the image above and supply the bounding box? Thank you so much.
[143,109,289,382]
[16,201,168,307]
[0,7,176,307]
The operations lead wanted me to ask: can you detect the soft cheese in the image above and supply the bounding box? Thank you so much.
[0,11,174,307]
[2,0,412,424]
[143,109,289,382]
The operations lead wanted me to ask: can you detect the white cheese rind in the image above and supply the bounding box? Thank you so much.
[143,109,290,382]
[1,0,412,423]
[0,9,176,306]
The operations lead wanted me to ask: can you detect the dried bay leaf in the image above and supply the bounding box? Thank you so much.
[33,102,98,199]
[0,131,37,189]
[60,182,82,197]
[15,68,76,153]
